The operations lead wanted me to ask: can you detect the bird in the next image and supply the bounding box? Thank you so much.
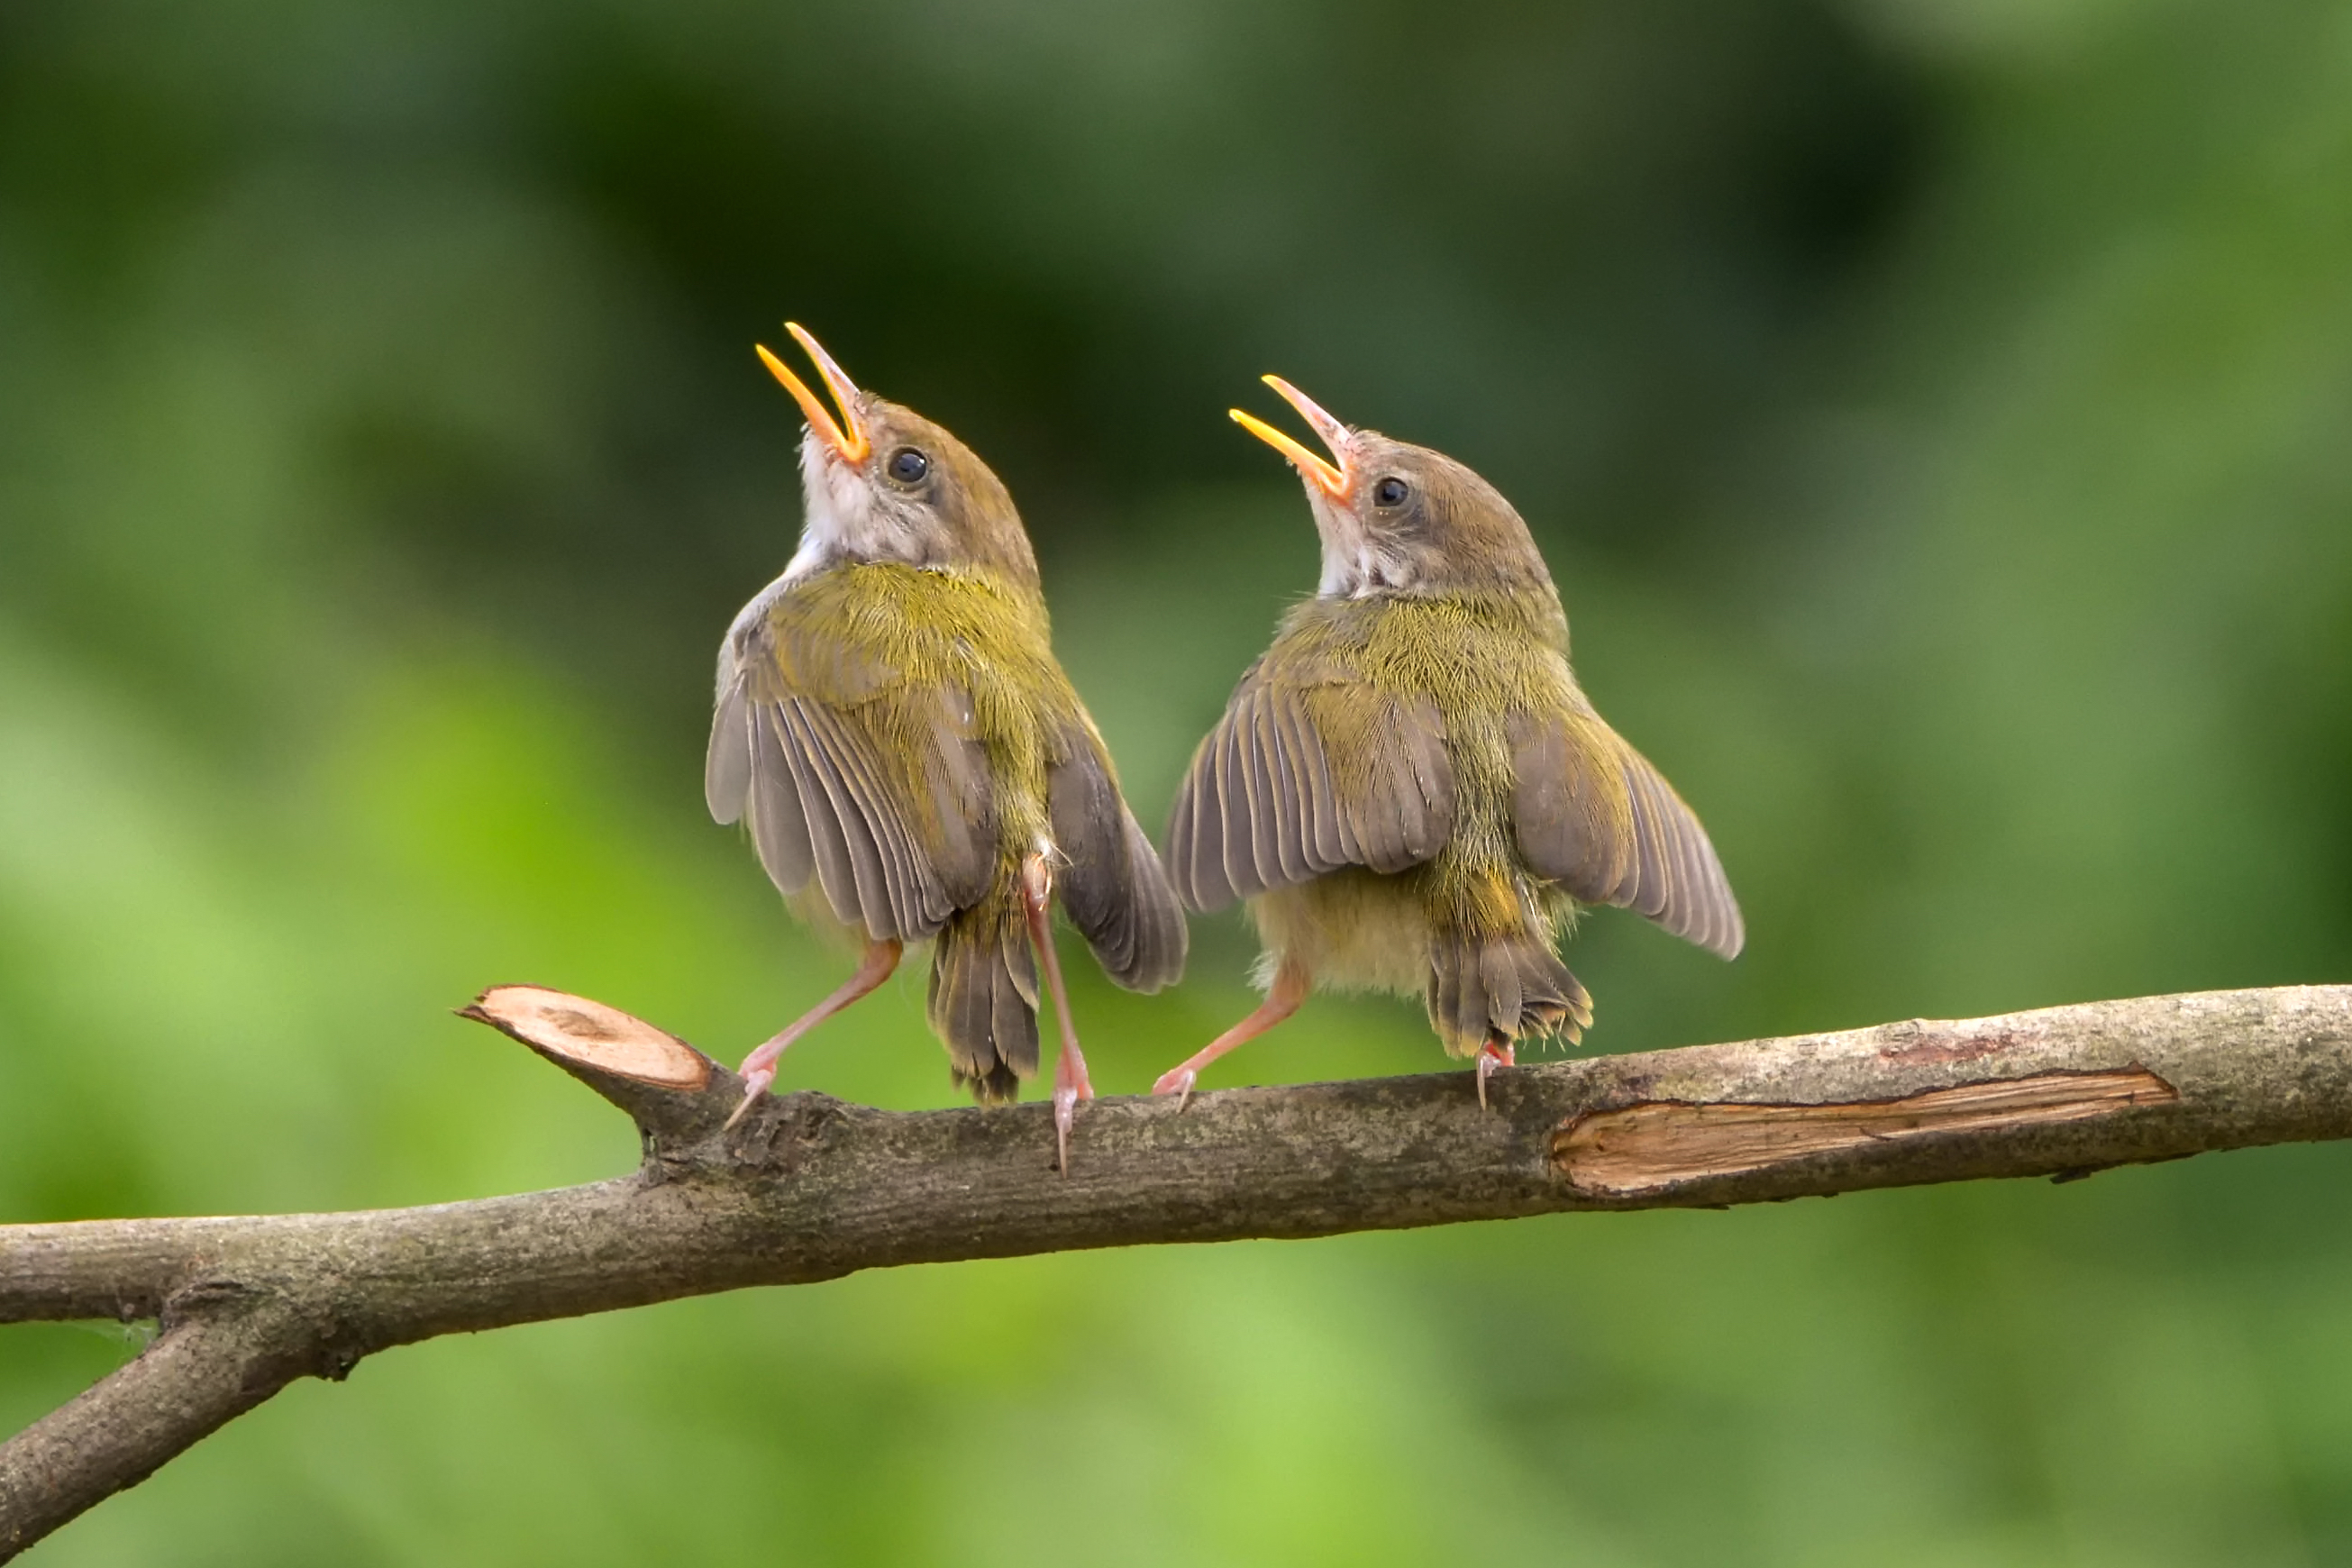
[1155,375,1741,1106]
[705,323,1185,1169]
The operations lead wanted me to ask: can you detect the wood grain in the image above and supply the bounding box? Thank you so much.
[1555,1069,2181,1194]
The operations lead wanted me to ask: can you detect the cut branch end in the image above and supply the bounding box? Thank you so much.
[460,986,713,1089]
[458,986,739,1142]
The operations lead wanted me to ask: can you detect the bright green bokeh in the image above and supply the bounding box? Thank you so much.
[5,1,2350,1562]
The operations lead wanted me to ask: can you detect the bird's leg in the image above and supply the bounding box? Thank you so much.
[725,939,902,1131]
[1152,956,1310,1109]
[1019,850,1090,1175]
[1475,1037,1516,1112]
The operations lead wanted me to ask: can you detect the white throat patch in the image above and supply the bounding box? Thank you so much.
[780,428,923,583]
[1307,487,1415,597]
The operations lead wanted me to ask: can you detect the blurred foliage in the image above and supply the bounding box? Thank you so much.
[4,0,2351,1562]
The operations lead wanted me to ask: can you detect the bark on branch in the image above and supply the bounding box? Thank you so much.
[5,982,2350,1557]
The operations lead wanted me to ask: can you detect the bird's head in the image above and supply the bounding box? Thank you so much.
[1232,376,1554,602]
[760,324,1039,590]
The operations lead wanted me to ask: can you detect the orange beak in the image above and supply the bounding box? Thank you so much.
[1230,375,1353,500]
[755,322,870,464]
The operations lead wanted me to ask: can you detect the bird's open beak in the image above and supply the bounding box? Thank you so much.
[756,323,870,464]
[1230,375,1353,500]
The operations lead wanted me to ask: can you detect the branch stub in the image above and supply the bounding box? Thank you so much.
[460,986,712,1091]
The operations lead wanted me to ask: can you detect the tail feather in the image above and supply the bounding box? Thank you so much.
[1426,931,1593,1057]
[929,907,1038,1101]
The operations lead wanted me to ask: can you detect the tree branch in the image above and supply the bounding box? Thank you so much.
[5,982,2349,1556]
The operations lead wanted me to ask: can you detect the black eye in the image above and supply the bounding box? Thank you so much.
[888,447,929,484]
[1373,476,1408,507]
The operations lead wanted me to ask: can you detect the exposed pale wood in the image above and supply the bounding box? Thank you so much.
[1554,1069,2181,1195]
[4,983,2349,1558]
[460,986,711,1090]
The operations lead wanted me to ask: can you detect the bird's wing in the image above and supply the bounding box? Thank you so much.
[1167,656,1455,912]
[1508,706,1743,959]
[707,619,995,943]
[1046,719,1188,993]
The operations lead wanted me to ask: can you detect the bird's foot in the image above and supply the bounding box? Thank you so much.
[722,940,903,1134]
[1051,1033,1094,1178]
[1023,848,1096,1177]
[1052,1078,1093,1177]
[1476,1040,1516,1112]
[1051,1085,1077,1176]
[1146,961,1312,1115]
[1152,1066,1199,1110]
[723,1062,777,1131]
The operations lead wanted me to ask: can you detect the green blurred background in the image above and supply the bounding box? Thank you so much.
[5,0,2350,1561]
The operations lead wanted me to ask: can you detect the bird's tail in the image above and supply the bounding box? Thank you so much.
[927,900,1039,1101]
[1426,929,1593,1057]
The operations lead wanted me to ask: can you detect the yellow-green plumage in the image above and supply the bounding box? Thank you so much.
[749,562,1075,865]
[1170,398,1740,1071]
[1241,590,1582,1043]
[709,384,1183,1101]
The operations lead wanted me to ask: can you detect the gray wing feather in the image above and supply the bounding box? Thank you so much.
[1049,733,1189,993]
[1621,756,1673,921]
[713,618,991,943]
[1215,721,1263,902]
[1167,669,1454,910]
[1164,736,1208,910]
[1399,698,1455,861]
[785,699,960,941]
[745,703,816,894]
[917,687,996,909]
[1347,700,1452,875]
[1273,688,1347,871]
[765,706,859,927]
[1253,698,1309,886]
[1509,710,1744,960]
[802,699,954,934]
[707,680,753,826]
[796,702,913,928]
[1240,702,1284,889]
[773,702,888,933]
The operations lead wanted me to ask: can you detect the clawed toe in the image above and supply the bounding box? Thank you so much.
[1475,1040,1515,1112]
[1152,1068,1198,1109]
[1053,1083,1087,1175]
[723,1066,776,1132]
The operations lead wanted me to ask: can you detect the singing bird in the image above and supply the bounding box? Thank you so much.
[706,324,1185,1166]
[1156,377,1741,1104]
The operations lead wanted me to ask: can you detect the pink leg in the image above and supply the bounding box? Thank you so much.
[1152,956,1310,1109]
[1475,1037,1516,1113]
[725,939,902,1130]
[1019,852,1090,1175]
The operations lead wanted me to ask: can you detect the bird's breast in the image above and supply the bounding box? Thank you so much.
[1247,871,1436,998]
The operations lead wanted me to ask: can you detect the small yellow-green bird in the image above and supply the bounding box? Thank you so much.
[707,324,1185,1166]
[1156,376,1741,1104]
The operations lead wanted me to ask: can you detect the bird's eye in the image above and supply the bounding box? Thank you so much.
[1373,476,1409,507]
[888,447,929,484]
